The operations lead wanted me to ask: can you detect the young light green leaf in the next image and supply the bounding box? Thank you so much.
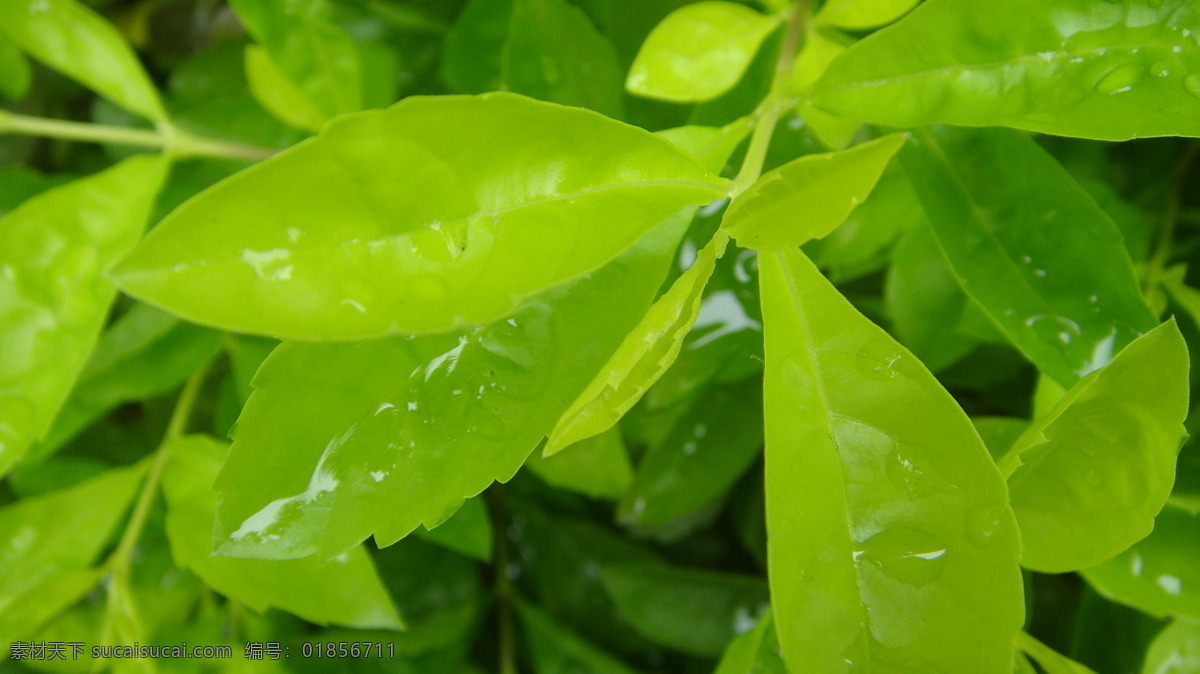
[810,0,1200,141]
[230,0,364,123]
[759,248,1024,672]
[1016,632,1099,674]
[724,134,905,251]
[814,0,920,30]
[213,215,689,560]
[618,378,762,526]
[244,45,328,133]
[515,600,642,674]
[1142,620,1200,674]
[600,562,769,657]
[0,463,146,630]
[807,163,917,282]
[0,32,30,100]
[526,428,633,500]
[0,569,101,643]
[626,2,781,103]
[1082,504,1200,621]
[997,321,1188,573]
[161,435,402,629]
[0,0,166,121]
[714,612,788,674]
[502,0,625,117]
[0,155,169,474]
[545,231,728,455]
[414,496,494,562]
[900,126,1157,387]
[656,117,755,173]
[114,93,725,341]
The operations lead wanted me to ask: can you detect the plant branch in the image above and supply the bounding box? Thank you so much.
[729,0,810,197]
[0,110,275,161]
[487,487,519,674]
[1143,141,1198,295]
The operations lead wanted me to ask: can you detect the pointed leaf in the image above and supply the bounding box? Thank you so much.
[113,93,725,340]
[0,156,169,474]
[725,134,905,251]
[811,0,1200,140]
[714,612,788,674]
[414,496,494,562]
[0,32,30,100]
[162,435,401,629]
[1016,632,1099,674]
[760,248,1024,671]
[997,321,1188,573]
[900,126,1157,386]
[0,0,165,121]
[213,216,688,559]
[627,2,781,102]
[546,231,728,455]
[515,599,642,674]
[814,0,920,30]
[244,45,328,132]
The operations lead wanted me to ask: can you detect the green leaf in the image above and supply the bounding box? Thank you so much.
[759,248,1024,671]
[0,569,101,643]
[814,0,920,30]
[244,45,329,132]
[515,599,642,674]
[626,2,781,103]
[714,612,788,674]
[502,0,625,117]
[0,155,169,474]
[996,321,1188,573]
[526,428,633,500]
[230,0,364,123]
[0,463,147,638]
[884,221,979,372]
[0,31,30,100]
[725,134,905,251]
[617,378,762,526]
[810,0,1200,141]
[1016,632,1099,674]
[1142,620,1200,674]
[213,215,689,559]
[0,0,166,121]
[972,417,1030,462]
[600,561,769,657]
[657,118,755,174]
[414,496,494,562]
[161,435,402,629]
[441,0,513,94]
[1082,504,1200,621]
[113,93,725,341]
[900,126,1157,387]
[545,230,728,455]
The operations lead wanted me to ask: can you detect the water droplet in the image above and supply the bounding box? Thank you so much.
[1094,64,1143,95]
[1024,314,1081,348]
[1151,62,1172,78]
[241,248,293,281]
[965,505,1008,548]
[1084,468,1105,488]
[1157,574,1183,596]
[854,527,948,587]
[683,441,697,455]
[1184,74,1200,98]
[411,219,470,262]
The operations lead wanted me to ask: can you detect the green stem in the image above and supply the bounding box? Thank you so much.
[1142,141,1198,295]
[0,110,275,161]
[729,0,810,197]
[487,488,519,674]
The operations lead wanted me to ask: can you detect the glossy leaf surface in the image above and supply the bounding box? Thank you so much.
[214,217,687,559]
[545,231,728,455]
[114,93,725,340]
[244,45,328,133]
[601,562,769,656]
[1083,504,1200,621]
[502,0,624,117]
[759,248,1024,671]
[999,321,1188,573]
[900,126,1157,386]
[0,464,145,630]
[0,156,168,474]
[627,2,780,102]
[725,134,905,251]
[163,436,401,628]
[811,0,1200,140]
[814,0,920,30]
[0,0,166,120]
